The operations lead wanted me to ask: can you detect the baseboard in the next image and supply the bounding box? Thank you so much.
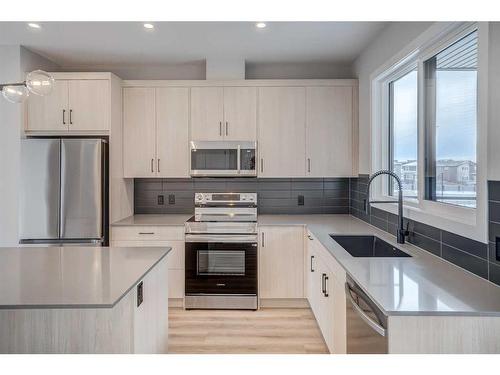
[169,298,184,308]
[259,298,309,308]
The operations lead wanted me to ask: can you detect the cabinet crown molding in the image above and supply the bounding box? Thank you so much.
[122,79,358,88]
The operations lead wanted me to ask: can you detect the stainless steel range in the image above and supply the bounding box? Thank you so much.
[185,193,258,310]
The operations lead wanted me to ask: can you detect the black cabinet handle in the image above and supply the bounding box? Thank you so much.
[69,109,73,124]
[321,273,326,295]
[63,109,66,125]
[324,275,329,297]
[261,232,265,247]
[219,121,222,136]
[310,255,315,272]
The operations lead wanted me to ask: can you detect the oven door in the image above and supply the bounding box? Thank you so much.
[185,235,258,295]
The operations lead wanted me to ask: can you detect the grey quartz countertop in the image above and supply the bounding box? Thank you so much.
[0,246,171,309]
[259,214,500,317]
[109,213,500,316]
[112,214,191,226]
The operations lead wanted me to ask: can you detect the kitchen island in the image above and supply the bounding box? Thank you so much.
[0,246,171,354]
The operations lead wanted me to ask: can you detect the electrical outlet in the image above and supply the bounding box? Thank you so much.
[157,195,164,205]
[298,195,304,206]
[168,194,175,205]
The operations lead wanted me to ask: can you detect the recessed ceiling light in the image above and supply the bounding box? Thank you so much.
[143,23,154,30]
[28,23,41,29]
[256,22,266,29]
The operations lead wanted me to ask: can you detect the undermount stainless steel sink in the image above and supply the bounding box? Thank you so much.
[330,235,411,258]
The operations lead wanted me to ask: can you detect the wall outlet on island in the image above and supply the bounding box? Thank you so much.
[298,195,304,206]
[496,237,500,261]
[169,194,175,205]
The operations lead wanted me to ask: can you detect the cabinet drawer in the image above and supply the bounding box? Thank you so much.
[111,225,184,241]
[307,230,346,283]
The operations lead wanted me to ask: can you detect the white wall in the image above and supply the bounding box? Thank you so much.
[0,46,22,246]
[0,46,58,246]
[60,61,206,80]
[353,22,434,174]
[246,61,353,79]
[487,23,500,180]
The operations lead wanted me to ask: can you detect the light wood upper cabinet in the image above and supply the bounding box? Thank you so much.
[156,88,190,177]
[306,86,353,177]
[26,78,110,132]
[223,87,256,141]
[68,80,110,131]
[27,80,69,132]
[258,226,305,299]
[123,88,156,177]
[123,87,190,178]
[190,87,224,141]
[258,87,306,177]
[190,86,257,141]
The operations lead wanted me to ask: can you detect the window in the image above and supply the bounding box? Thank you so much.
[388,69,418,198]
[424,30,478,208]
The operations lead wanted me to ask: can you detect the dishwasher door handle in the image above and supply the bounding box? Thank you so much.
[345,283,386,337]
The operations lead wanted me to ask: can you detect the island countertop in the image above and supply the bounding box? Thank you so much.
[0,246,171,309]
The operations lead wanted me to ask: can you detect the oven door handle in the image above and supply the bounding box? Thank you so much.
[185,234,258,243]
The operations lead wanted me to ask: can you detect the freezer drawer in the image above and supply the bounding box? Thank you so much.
[19,139,61,240]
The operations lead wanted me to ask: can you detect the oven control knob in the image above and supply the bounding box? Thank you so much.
[195,193,204,201]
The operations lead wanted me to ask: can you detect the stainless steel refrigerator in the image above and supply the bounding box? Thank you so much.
[19,138,108,246]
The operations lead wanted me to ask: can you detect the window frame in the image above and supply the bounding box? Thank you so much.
[387,65,419,200]
[369,22,488,243]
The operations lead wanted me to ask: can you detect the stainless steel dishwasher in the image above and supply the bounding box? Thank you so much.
[345,276,388,354]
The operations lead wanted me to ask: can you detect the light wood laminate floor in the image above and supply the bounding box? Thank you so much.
[168,307,329,354]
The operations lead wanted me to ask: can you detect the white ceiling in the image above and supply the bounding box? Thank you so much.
[0,22,387,67]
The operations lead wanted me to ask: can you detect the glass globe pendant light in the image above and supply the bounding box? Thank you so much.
[25,70,55,96]
[0,70,54,103]
[2,85,30,103]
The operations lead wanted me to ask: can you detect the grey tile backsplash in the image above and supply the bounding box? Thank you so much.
[134,175,500,287]
[134,177,350,215]
[350,174,499,287]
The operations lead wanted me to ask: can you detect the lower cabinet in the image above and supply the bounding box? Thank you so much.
[110,225,185,304]
[258,226,305,300]
[306,231,347,354]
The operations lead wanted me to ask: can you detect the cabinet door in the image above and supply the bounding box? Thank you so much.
[26,80,69,131]
[258,226,304,299]
[223,87,257,141]
[258,87,306,177]
[123,88,156,177]
[190,87,224,141]
[306,86,353,177]
[318,262,335,353]
[68,80,110,131]
[156,88,189,177]
[307,237,322,318]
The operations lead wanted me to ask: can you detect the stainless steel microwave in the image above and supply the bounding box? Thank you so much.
[190,141,256,177]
